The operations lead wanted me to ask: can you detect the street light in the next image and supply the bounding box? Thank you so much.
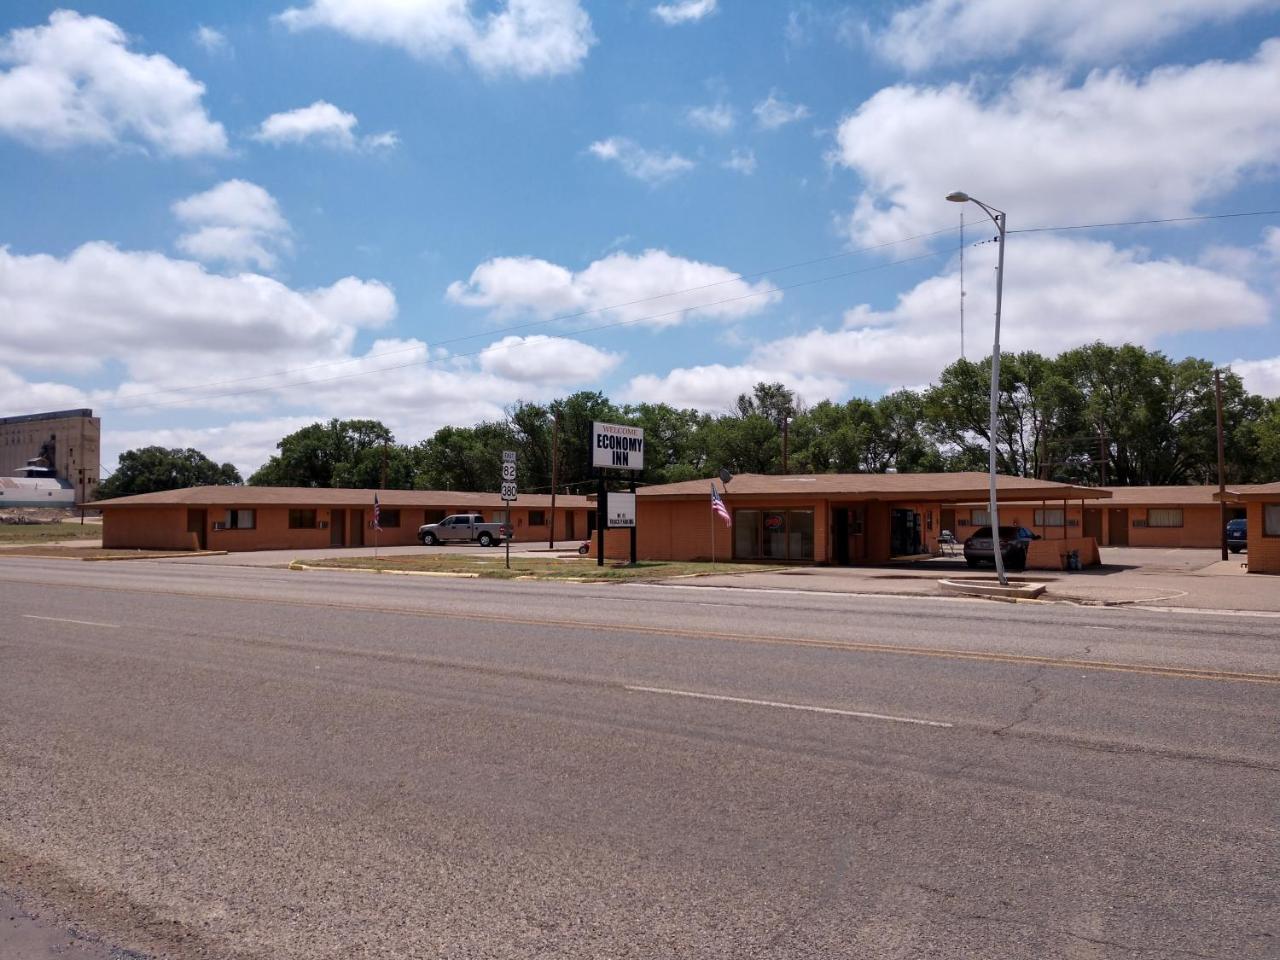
[947,191,1009,585]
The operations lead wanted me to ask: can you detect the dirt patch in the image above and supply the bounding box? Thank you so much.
[298,555,773,582]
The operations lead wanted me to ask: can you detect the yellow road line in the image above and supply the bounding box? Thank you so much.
[2,574,1278,686]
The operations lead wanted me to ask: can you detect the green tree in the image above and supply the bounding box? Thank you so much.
[925,352,1084,479]
[620,402,710,484]
[408,421,518,492]
[249,418,397,487]
[98,447,240,499]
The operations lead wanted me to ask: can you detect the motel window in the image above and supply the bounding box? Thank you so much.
[528,510,547,526]
[424,509,445,524]
[1265,504,1280,537]
[379,509,401,528]
[288,509,317,529]
[1147,508,1184,528]
[1034,509,1065,527]
[971,509,991,527]
[733,509,814,562]
[224,509,256,530]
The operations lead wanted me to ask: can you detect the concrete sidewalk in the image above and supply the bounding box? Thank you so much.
[682,553,1280,613]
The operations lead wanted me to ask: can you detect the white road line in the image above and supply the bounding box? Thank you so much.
[625,685,953,728]
[22,614,120,629]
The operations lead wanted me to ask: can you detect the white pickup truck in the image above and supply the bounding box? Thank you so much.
[418,514,510,547]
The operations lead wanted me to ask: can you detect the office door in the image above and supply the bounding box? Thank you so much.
[1107,509,1129,546]
[330,509,346,546]
[186,510,207,550]
[351,510,365,547]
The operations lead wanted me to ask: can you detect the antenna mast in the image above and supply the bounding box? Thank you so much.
[959,209,966,359]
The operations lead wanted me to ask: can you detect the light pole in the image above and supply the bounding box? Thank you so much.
[947,191,1008,585]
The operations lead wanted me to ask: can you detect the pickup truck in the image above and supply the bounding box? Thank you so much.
[418,514,510,547]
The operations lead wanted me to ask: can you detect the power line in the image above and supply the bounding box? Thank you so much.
[1009,209,1280,234]
[104,245,958,413]
[93,206,1280,413]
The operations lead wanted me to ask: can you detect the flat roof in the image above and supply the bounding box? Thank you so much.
[0,408,95,425]
[90,486,592,510]
[638,472,1111,502]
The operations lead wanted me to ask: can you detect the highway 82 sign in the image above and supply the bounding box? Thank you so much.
[501,450,517,501]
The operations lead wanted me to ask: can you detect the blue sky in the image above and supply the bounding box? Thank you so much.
[3,0,1280,475]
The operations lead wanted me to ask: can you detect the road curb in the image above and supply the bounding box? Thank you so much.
[288,562,479,578]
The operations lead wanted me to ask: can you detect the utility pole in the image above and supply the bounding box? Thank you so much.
[548,412,559,549]
[1215,370,1227,562]
[781,416,790,474]
[1098,428,1108,486]
[380,439,388,489]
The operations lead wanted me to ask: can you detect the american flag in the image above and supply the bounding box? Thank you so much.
[373,492,381,530]
[711,484,731,527]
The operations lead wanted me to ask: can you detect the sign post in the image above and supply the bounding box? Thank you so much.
[591,421,645,567]
[501,450,517,570]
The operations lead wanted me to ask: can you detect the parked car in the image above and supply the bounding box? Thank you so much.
[963,525,1040,572]
[1226,518,1247,554]
[418,514,510,547]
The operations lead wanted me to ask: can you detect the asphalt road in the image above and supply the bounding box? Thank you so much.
[1,557,1277,959]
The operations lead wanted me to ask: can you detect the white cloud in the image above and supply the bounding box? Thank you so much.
[1232,357,1280,398]
[194,26,230,55]
[870,0,1280,71]
[478,335,621,382]
[253,100,397,151]
[588,137,694,184]
[0,10,227,156]
[172,180,292,271]
[753,235,1270,388]
[753,90,810,130]
[621,364,844,413]
[446,249,781,326]
[723,147,756,175]
[277,0,595,78]
[686,102,734,135]
[0,238,631,475]
[653,0,719,26]
[834,41,1280,246]
[0,241,393,382]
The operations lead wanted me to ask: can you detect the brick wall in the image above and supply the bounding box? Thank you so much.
[102,506,189,550]
[105,504,593,552]
[1246,501,1280,574]
[956,504,1226,549]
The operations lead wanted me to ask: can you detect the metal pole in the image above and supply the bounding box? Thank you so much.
[549,413,559,549]
[629,477,637,565]
[959,209,965,360]
[596,476,606,567]
[1215,370,1228,562]
[987,208,1008,585]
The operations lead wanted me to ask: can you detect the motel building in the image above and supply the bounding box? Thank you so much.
[950,485,1248,549]
[91,487,593,552]
[1220,482,1280,574]
[592,472,1114,570]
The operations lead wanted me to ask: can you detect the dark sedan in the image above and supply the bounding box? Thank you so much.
[1227,518,1247,554]
[963,525,1040,572]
